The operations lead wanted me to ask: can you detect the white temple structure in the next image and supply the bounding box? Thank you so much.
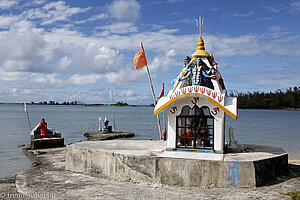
[64,19,288,188]
[154,20,237,154]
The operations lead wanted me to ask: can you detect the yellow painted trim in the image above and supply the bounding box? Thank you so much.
[154,93,237,120]
[207,98,237,120]
[154,96,179,115]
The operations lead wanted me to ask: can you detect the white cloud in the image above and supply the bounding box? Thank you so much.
[265,6,285,13]
[23,0,46,7]
[266,26,291,39]
[0,0,17,9]
[104,68,146,85]
[32,0,46,5]
[168,0,184,3]
[229,67,300,90]
[290,0,300,11]
[66,74,102,86]
[24,1,90,25]
[123,94,151,102]
[0,21,51,73]
[75,13,108,24]
[205,34,260,57]
[0,15,19,29]
[108,0,141,22]
[97,22,138,34]
[233,11,255,17]
[71,43,123,74]
[27,73,63,88]
[1,0,300,104]
[265,1,300,13]
[57,56,72,71]
[150,49,176,71]
[119,89,135,97]
[86,13,107,22]
[0,15,17,28]
[0,69,26,82]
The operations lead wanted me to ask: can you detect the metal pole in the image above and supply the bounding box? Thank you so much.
[24,101,32,132]
[145,65,162,140]
[98,117,102,131]
[26,110,32,132]
[110,90,116,132]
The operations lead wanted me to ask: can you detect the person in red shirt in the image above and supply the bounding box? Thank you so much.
[39,118,47,136]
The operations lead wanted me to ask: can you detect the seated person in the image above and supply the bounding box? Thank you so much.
[39,118,48,136]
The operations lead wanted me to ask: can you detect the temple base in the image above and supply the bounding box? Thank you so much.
[65,140,287,188]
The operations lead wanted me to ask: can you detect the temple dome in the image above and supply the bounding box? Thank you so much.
[191,36,210,58]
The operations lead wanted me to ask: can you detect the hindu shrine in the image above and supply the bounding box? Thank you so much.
[154,17,237,155]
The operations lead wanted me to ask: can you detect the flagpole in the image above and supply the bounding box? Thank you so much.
[145,65,162,140]
[163,110,166,141]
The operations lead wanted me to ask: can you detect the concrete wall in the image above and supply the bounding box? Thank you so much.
[65,143,287,188]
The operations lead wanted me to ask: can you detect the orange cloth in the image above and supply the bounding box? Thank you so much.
[132,42,147,70]
[39,120,47,135]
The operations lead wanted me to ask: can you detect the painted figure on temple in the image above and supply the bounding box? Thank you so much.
[171,56,217,90]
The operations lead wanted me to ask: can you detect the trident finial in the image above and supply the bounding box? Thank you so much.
[195,16,204,36]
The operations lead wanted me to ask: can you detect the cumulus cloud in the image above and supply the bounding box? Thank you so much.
[0,70,26,82]
[108,0,141,22]
[27,73,63,87]
[66,74,102,86]
[0,15,19,28]
[71,43,123,74]
[0,0,17,9]
[75,13,108,24]
[0,21,52,73]
[104,68,146,85]
[24,0,90,25]
[57,56,72,71]
[1,0,300,104]
[97,22,138,34]
[150,49,177,71]
[119,89,135,97]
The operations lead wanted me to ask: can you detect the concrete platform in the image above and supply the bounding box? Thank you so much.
[31,137,64,149]
[84,131,134,141]
[65,140,288,188]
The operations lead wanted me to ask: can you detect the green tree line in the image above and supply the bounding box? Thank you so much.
[229,87,300,109]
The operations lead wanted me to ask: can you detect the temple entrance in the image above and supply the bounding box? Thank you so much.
[176,105,214,150]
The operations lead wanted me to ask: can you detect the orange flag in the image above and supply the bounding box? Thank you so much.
[132,42,147,70]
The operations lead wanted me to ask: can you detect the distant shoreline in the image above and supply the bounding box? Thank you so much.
[1,103,299,110]
[0,103,154,107]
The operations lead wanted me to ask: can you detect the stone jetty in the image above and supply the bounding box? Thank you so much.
[11,142,299,199]
[84,131,134,141]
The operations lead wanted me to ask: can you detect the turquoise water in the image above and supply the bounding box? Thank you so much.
[0,104,299,178]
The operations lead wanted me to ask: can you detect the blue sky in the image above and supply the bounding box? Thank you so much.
[0,0,299,104]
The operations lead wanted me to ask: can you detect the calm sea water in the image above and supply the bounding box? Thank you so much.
[0,104,299,179]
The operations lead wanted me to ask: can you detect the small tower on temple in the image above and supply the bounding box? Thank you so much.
[154,17,237,154]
